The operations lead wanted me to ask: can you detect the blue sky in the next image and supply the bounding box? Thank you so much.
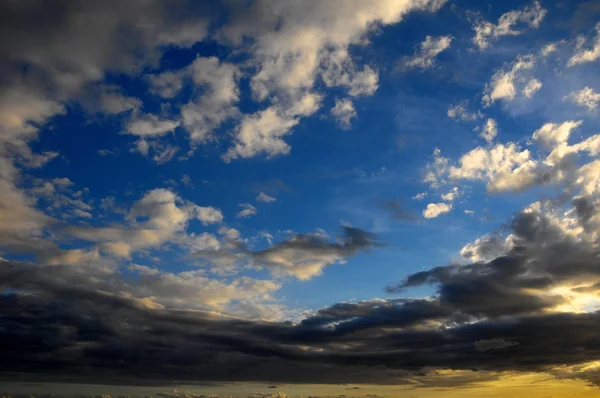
[22,0,592,310]
[4,0,600,393]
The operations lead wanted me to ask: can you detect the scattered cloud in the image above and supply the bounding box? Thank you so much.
[331,98,357,129]
[237,203,257,218]
[423,202,452,218]
[403,35,453,70]
[256,192,277,203]
[566,86,600,110]
[472,1,546,50]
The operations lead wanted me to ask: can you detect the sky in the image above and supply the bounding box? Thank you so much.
[2,0,600,396]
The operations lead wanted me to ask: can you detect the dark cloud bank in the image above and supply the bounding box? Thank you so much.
[3,197,600,387]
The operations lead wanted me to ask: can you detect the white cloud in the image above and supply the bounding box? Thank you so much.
[404,35,452,70]
[223,93,321,161]
[472,1,546,50]
[423,202,452,219]
[256,192,277,203]
[97,86,141,114]
[67,189,222,257]
[483,54,537,105]
[237,203,257,218]
[195,206,224,225]
[178,57,241,142]
[460,234,509,263]
[567,87,600,111]
[447,101,482,122]
[126,114,180,137]
[331,98,357,129]
[568,22,600,67]
[413,192,427,200]
[480,118,498,144]
[522,78,542,98]
[441,187,459,202]
[220,0,446,160]
[541,42,559,57]
[532,121,582,150]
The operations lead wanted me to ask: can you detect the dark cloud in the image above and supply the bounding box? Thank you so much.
[381,200,417,222]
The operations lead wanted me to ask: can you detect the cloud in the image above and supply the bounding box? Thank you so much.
[474,339,518,352]
[412,192,427,200]
[152,57,241,142]
[472,1,546,50]
[65,189,223,257]
[480,118,498,144]
[126,114,180,137]
[423,202,452,219]
[219,0,446,160]
[256,192,277,203]
[447,101,482,122]
[250,227,379,280]
[223,94,322,160]
[568,22,600,67]
[566,86,600,110]
[440,187,459,202]
[331,98,357,129]
[403,35,452,70]
[522,78,543,98]
[237,203,257,218]
[382,200,417,221]
[483,54,537,106]
[423,118,586,193]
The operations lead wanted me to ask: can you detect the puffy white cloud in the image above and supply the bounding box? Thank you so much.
[331,98,357,129]
[567,87,600,111]
[126,114,180,137]
[450,143,539,192]
[256,192,277,203]
[522,78,543,98]
[483,54,537,105]
[223,93,321,160]
[472,1,546,50]
[447,101,482,122]
[179,57,241,142]
[460,234,509,263]
[413,192,427,200]
[66,189,222,257]
[423,202,452,219]
[441,187,459,202]
[568,22,600,67]
[532,120,582,150]
[237,203,257,218]
[404,35,452,70]
[480,118,498,144]
[96,85,141,114]
[219,0,445,160]
[541,42,559,57]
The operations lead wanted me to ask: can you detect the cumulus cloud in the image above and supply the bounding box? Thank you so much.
[403,35,452,70]
[472,1,546,50]
[152,57,241,142]
[250,227,379,280]
[220,0,446,159]
[522,78,543,98]
[480,118,498,144]
[566,87,600,110]
[423,202,452,219]
[330,98,357,129]
[256,192,277,203]
[447,101,482,122]
[483,54,537,106]
[237,203,257,218]
[568,22,600,67]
